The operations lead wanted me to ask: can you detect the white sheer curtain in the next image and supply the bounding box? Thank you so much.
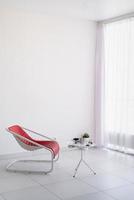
[94,22,104,146]
[103,18,134,153]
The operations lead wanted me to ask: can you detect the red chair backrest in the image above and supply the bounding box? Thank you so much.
[8,125,34,146]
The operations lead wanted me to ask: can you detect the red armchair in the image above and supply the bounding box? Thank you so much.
[6,125,60,173]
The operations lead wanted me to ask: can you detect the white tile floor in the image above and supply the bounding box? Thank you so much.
[0,148,134,200]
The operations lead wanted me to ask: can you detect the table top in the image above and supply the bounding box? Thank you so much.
[68,142,95,149]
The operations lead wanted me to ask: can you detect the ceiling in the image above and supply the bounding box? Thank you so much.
[0,0,134,21]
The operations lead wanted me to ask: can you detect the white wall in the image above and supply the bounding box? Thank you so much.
[0,8,96,155]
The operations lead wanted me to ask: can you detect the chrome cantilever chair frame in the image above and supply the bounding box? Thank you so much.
[6,127,59,174]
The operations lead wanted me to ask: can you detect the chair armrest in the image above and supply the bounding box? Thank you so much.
[22,127,56,141]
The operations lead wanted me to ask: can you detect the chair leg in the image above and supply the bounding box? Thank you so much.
[6,153,58,174]
[6,159,54,174]
[54,153,60,162]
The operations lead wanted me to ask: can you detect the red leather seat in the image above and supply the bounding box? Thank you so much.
[8,125,60,157]
[35,140,59,157]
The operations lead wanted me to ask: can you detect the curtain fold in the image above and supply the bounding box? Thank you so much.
[94,22,104,146]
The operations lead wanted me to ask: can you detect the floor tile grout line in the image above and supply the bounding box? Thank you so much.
[0,183,42,196]
[101,182,134,193]
[0,194,7,200]
[62,191,105,200]
[98,191,119,200]
[0,184,62,200]
[27,175,76,186]
[39,179,101,200]
[77,175,133,193]
[31,181,63,200]
[77,178,105,193]
[102,190,125,200]
[1,194,8,200]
